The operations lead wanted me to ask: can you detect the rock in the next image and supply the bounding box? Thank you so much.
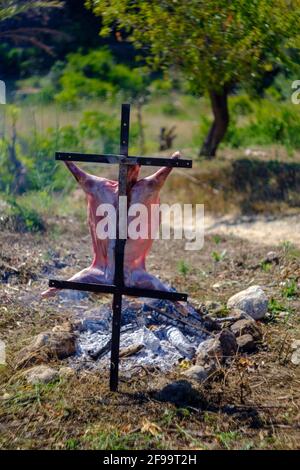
[182,365,208,383]
[16,329,77,368]
[203,361,217,375]
[203,316,221,332]
[196,337,223,365]
[228,308,245,321]
[244,148,267,158]
[291,340,300,365]
[230,319,262,341]
[1,393,11,400]
[59,366,75,378]
[291,340,300,350]
[23,365,59,385]
[236,334,256,353]
[217,329,238,357]
[227,285,268,320]
[71,319,86,332]
[278,311,289,319]
[264,251,279,264]
[156,380,203,406]
[82,310,111,332]
[52,321,73,333]
[291,350,300,365]
[212,282,222,290]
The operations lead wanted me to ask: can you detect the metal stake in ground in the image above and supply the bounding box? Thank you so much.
[49,103,192,392]
[110,103,129,391]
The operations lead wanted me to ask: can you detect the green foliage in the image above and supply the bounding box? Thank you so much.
[65,438,80,450]
[83,429,163,450]
[177,260,190,276]
[88,0,300,154]
[268,298,288,318]
[265,73,299,102]
[230,95,254,117]
[2,196,45,232]
[218,431,240,450]
[0,138,13,191]
[281,240,294,252]
[79,111,121,154]
[150,79,173,97]
[281,279,298,298]
[24,126,81,192]
[199,97,300,151]
[261,261,272,273]
[0,106,139,194]
[161,101,182,116]
[0,1,62,23]
[211,249,227,262]
[281,240,300,259]
[88,0,300,94]
[280,241,300,259]
[79,110,138,153]
[53,48,147,105]
[212,235,221,245]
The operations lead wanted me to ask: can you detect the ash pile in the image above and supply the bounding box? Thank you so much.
[15,285,267,384]
[69,298,213,373]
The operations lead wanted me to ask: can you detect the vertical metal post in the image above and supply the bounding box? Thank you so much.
[110,104,130,391]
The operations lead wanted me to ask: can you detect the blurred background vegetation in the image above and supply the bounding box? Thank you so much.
[1,0,300,230]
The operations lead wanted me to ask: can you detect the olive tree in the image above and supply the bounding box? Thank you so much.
[87,0,300,157]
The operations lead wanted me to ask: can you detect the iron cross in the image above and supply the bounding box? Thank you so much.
[49,104,192,391]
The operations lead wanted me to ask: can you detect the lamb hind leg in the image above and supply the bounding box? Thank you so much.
[124,268,189,316]
[41,266,111,298]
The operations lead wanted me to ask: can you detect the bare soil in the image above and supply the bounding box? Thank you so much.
[0,205,300,450]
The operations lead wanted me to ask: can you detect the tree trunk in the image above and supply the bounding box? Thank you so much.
[199,88,229,158]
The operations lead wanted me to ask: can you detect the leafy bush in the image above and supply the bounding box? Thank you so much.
[161,101,182,116]
[0,107,139,194]
[1,197,45,232]
[15,48,150,106]
[24,125,82,192]
[230,95,253,117]
[197,96,300,151]
[78,111,120,154]
[54,48,147,105]
[198,94,300,151]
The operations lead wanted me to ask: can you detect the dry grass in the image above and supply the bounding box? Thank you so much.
[0,205,299,449]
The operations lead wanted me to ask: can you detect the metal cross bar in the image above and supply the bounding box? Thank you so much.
[49,103,192,392]
[55,152,192,168]
[49,279,188,301]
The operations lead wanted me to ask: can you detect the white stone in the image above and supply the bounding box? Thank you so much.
[1,393,10,400]
[182,365,208,382]
[196,337,223,364]
[227,285,268,320]
[291,340,300,351]
[23,365,59,385]
[291,349,300,365]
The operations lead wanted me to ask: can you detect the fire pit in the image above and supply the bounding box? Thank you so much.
[68,298,208,374]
